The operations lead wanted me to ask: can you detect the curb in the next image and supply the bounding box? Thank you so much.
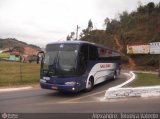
[0,86,33,93]
[104,71,160,99]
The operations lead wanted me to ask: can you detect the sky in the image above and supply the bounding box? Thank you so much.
[0,0,159,48]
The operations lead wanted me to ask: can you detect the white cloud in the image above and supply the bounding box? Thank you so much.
[0,0,95,47]
[0,0,159,47]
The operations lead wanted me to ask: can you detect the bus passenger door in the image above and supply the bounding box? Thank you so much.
[78,44,88,75]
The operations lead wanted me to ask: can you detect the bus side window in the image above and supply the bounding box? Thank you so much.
[89,45,98,60]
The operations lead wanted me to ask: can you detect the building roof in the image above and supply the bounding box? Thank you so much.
[24,46,38,55]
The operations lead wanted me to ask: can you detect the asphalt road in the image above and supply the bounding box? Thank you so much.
[0,73,160,115]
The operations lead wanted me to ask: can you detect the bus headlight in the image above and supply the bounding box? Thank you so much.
[40,79,46,83]
[65,81,76,85]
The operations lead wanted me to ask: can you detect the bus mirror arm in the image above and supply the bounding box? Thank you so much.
[37,51,45,64]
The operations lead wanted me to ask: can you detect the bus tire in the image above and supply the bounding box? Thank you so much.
[85,77,94,92]
[113,71,117,80]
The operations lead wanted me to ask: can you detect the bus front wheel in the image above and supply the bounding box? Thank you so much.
[85,77,94,92]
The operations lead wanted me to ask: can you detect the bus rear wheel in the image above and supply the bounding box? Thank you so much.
[113,71,117,80]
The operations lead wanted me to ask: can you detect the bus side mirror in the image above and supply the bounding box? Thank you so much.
[37,51,45,64]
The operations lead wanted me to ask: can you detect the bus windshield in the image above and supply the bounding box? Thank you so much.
[42,44,79,76]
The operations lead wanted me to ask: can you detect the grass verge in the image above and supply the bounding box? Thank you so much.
[0,61,40,87]
[127,72,160,87]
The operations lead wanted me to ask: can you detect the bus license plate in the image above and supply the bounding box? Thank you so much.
[52,86,58,90]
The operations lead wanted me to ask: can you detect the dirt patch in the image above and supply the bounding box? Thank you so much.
[0,83,40,88]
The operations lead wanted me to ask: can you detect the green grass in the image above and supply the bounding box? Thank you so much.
[0,53,10,58]
[0,61,40,87]
[127,73,160,87]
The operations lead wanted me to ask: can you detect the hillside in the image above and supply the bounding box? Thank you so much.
[0,38,41,51]
[80,2,160,69]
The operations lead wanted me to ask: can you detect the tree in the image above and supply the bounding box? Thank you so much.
[104,17,110,28]
[66,32,75,41]
[87,19,93,31]
[79,20,93,39]
[105,18,119,34]
[104,17,114,33]
[70,32,75,39]
[147,2,155,14]
[66,35,71,41]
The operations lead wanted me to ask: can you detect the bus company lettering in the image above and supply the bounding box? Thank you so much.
[100,64,111,68]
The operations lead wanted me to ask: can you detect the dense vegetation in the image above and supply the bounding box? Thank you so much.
[80,2,160,68]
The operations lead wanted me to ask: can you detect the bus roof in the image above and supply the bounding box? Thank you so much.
[48,40,93,45]
[48,40,103,48]
[47,40,119,53]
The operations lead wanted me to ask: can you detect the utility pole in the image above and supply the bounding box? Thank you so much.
[76,25,80,40]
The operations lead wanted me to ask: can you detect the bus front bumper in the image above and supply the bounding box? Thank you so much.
[40,80,83,93]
